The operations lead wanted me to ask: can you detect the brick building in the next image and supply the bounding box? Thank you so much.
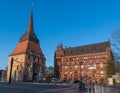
[54,41,114,83]
[7,12,46,82]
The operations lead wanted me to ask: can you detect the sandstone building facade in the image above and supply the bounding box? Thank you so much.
[54,41,113,83]
[7,12,46,82]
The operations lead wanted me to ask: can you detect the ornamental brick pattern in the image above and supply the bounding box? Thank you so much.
[54,41,113,83]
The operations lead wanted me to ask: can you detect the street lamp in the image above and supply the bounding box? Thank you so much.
[8,57,13,84]
[8,57,23,84]
[79,62,83,80]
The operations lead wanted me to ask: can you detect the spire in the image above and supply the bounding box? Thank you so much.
[57,43,63,49]
[26,11,34,34]
[19,11,39,44]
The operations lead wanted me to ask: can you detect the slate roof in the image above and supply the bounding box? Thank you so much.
[64,41,110,56]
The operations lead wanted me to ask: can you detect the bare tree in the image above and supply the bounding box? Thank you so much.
[46,66,54,82]
[111,28,120,72]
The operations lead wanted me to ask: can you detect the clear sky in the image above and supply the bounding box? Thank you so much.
[0,0,120,69]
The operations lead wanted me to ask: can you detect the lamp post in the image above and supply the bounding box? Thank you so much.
[32,62,37,82]
[79,62,83,80]
[8,57,13,84]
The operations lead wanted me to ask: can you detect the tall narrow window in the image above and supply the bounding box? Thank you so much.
[69,63,72,70]
[93,62,96,69]
[100,62,104,68]
[33,57,35,61]
[81,64,84,69]
[86,63,90,69]
[81,71,84,76]
[75,65,78,69]
[86,71,90,77]
[28,55,30,60]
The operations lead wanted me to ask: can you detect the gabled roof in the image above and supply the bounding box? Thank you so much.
[19,12,39,44]
[64,41,110,56]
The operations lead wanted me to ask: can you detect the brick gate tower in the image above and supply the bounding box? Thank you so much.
[7,12,46,82]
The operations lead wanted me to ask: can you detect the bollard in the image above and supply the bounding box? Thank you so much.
[87,86,90,93]
[102,86,104,93]
[91,85,93,93]
[94,85,97,93]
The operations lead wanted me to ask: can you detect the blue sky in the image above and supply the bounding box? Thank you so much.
[0,0,120,69]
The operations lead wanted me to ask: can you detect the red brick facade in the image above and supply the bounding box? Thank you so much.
[54,41,113,83]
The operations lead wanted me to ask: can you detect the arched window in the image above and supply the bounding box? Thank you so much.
[100,62,104,68]
[93,62,96,69]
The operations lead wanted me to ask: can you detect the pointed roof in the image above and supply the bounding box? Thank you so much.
[19,12,39,44]
[57,43,63,49]
[10,12,44,56]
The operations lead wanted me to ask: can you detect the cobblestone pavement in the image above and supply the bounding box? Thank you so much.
[0,82,88,93]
